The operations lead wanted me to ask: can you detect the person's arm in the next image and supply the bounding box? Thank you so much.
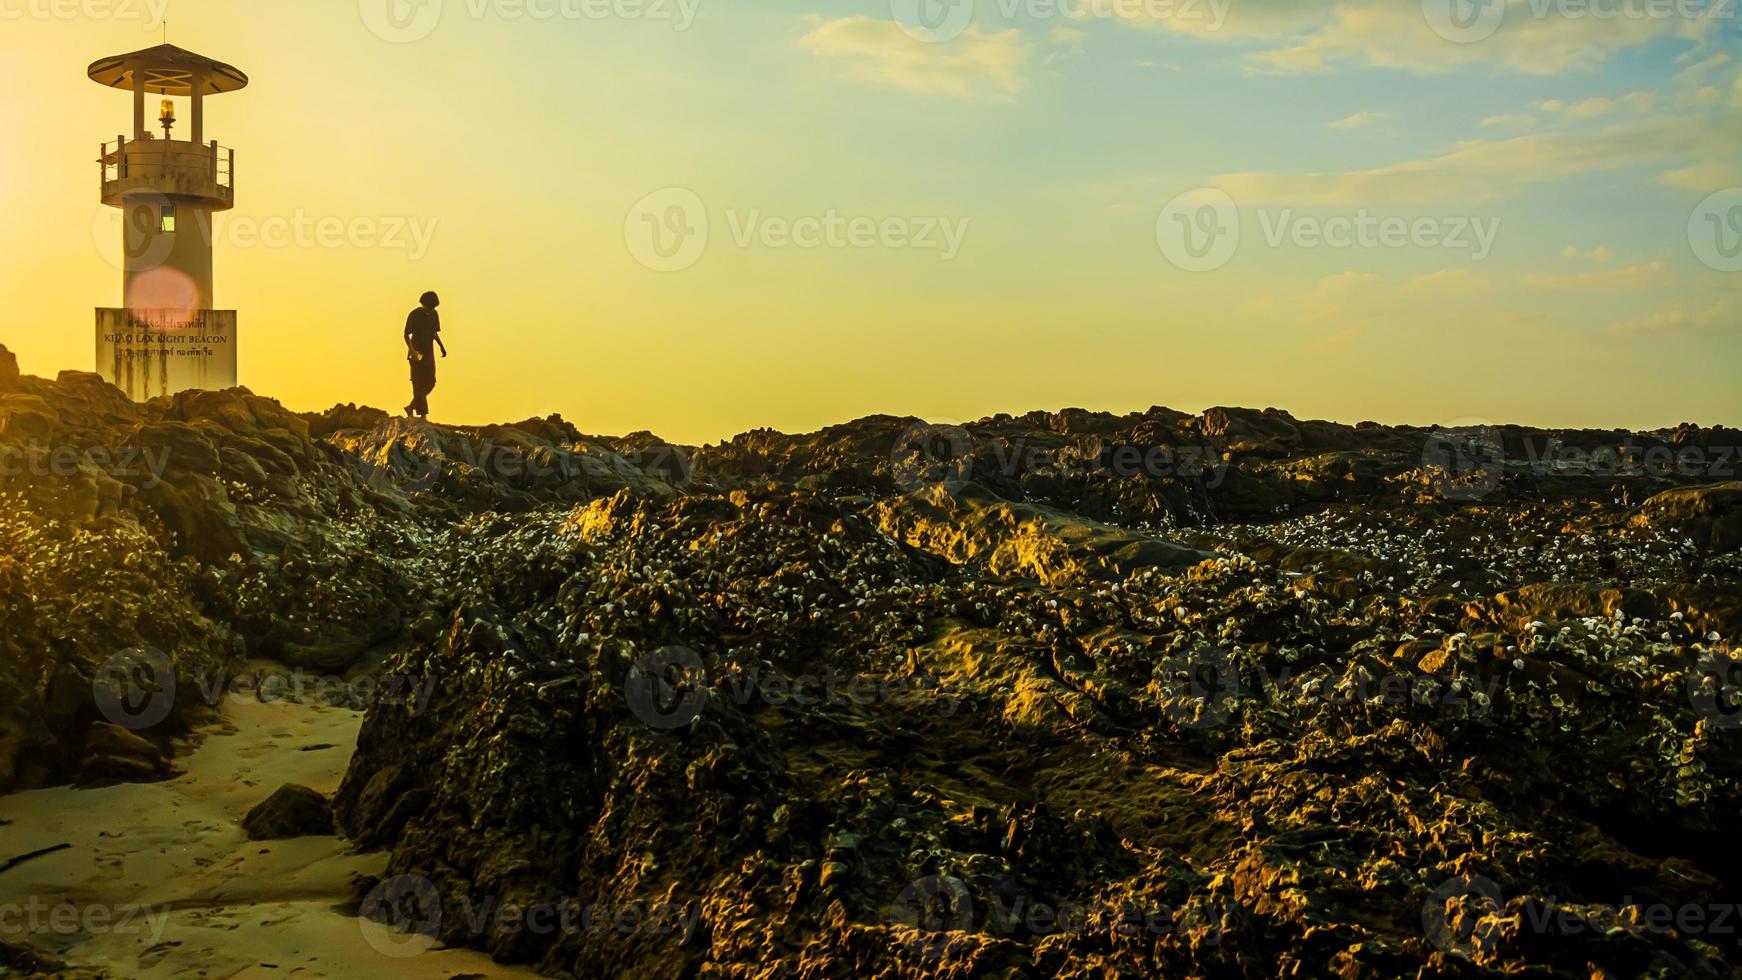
[405,311,418,356]
[434,315,447,357]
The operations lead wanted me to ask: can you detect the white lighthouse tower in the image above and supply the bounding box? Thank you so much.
[89,44,246,400]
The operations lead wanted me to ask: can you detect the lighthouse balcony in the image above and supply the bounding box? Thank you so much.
[100,137,234,209]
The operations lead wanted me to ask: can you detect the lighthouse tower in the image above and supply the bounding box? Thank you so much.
[89,44,246,400]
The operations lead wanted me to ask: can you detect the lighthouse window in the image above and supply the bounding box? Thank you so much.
[160,205,175,233]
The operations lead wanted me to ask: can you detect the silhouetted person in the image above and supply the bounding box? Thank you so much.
[404,291,447,417]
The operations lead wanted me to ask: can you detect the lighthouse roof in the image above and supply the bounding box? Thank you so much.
[87,44,248,96]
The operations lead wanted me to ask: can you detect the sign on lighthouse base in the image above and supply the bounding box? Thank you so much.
[95,308,237,402]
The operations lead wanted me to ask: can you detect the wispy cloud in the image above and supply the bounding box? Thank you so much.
[1213,112,1741,205]
[1523,261,1667,291]
[1608,301,1731,338]
[1325,110,1387,131]
[1480,113,1537,130]
[1658,160,1742,191]
[1105,0,1718,77]
[799,17,1029,97]
[1539,91,1656,120]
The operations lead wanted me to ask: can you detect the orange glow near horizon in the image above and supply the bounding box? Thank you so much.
[1,4,1739,444]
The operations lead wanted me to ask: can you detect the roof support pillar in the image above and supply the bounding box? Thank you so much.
[191,70,204,144]
[132,67,146,140]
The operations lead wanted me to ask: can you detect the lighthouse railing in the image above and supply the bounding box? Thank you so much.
[99,138,235,200]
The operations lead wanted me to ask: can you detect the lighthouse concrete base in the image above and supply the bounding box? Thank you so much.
[96,308,238,402]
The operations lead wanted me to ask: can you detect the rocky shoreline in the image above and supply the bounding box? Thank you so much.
[3,343,1741,977]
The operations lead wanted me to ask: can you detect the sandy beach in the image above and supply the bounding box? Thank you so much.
[0,681,534,979]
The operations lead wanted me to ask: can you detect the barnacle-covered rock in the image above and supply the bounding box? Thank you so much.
[7,353,1742,977]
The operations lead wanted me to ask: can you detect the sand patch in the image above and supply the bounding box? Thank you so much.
[0,691,533,978]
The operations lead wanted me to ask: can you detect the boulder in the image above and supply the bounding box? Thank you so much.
[1192,407,1303,457]
[874,483,1212,585]
[1634,482,1742,552]
[77,722,172,786]
[242,783,335,840]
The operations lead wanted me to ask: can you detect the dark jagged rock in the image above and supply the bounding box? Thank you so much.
[0,344,19,391]
[333,486,1742,976]
[1635,482,1742,552]
[7,356,1742,977]
[242,783,335,839]
[0,365,685,792]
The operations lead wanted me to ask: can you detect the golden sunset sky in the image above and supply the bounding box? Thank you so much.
[2,0,1740,443]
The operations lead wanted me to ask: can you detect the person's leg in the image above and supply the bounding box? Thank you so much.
[409,364,434,416]
[411,372,433,417]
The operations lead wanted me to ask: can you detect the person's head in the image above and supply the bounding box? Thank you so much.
[420,291,440,309]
